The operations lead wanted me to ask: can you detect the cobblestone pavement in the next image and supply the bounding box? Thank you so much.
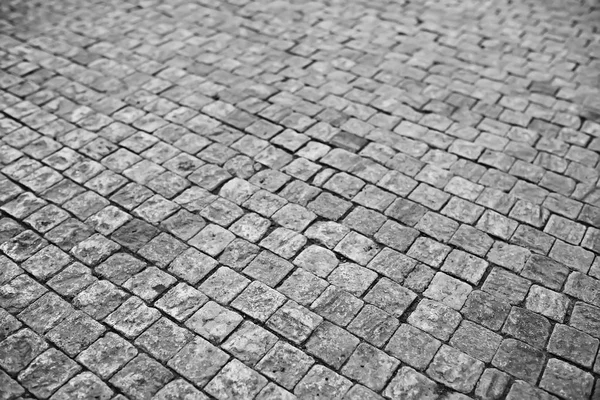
[1,0,600,399]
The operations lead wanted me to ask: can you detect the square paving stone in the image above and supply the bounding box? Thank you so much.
[243,251,294,287]
[17,292,72,335]
[123,267,176,301]
[154,282,208,321]
[341,343,400,392]
[168,336,229,387]
[311,285,364,326]
[304,221,350,249]
[487,242,531,273]
[449,320,503,363]
[205,359,268,400]
[160,209,206,241]
[366,248,417,283]
[95,253,146,286]
[199,266,250,304]
[260,227,307,258]
[364,278,417,317]
[292,245,339,278]
[525,285,569,322]
[294,365,352,399]
[266,301,323,344]
[441,249,488,285]
[343,206,387,236]
[0,328,48,373]
[539,359,594,400]
[229,213,271,242]
[406,237,451,268]
[111,219,159,252]
[200,197,244,227]
[50,372,113,400]
[0,254,22,286]
[47,262,96,298]
[46,311,105,356]
[70,233,120,266]
[384,367,438,400]
[474,368,511,400]
[185,301,243,343]
[0,370,25,399]
[385,324,441,370]
[343,384,384,400]
[1,230,47,261]
[135,317,193,361]
[137,232,187,267]
[256,342,314,390]
[0,276,47,316]
[408,299,462,341]
[168,247,218,285]
[334,231,381,265]
[549,240,594,273]
[18,348,81,399]
[221,321,279,366]
[305,321,360,369]
[347,305,399,347]
[189,223,235,256]
[278,268,328,306]
[153,379,209,400]
[502,307,551,348]
[492,339,545,383]
[426,345,485,393]
[505,380,559,400]
[449,224,494,257]
[547,324,598,368]
[415,212,459,243]
[231,281,286,321]
[0,308,21,342]
[564,272,600,308]
[76,333,138,379]
[569,302,600,339]
[481,268,531,304]
[104,296,160,339]
[328,263,378,296]
[110,354,174,400]
[255,383,296,400]
[385,197,428,227]
[21,244,70,281]
[374,220,419,252]
[72,280,129,320]
[423,272,472,310]
[219,239,260,271]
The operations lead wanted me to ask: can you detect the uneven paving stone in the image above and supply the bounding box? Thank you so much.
[341,343,400,392]
[18,348,81,399]
[539,359,594,400]
[384,367,438,400]
[426,345,485,393]
[492,339,545,383]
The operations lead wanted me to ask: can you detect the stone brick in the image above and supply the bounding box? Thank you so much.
[492,339,545,383]
[408,299,462,341]
[539,359,594,400]
[547,324,598,368]
[342,343,400,392]
[256,342,314,390]
[426,345,484,393]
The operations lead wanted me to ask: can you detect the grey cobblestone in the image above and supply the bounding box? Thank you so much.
[1,0,600,398]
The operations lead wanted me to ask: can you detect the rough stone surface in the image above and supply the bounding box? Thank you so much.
[0,0,598,397]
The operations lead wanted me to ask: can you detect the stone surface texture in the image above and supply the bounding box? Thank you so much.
[1,0,600,398]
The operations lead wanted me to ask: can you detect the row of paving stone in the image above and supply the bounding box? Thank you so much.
[1,0,600,399]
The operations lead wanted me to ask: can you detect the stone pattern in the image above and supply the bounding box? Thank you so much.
[1,0,600,398]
